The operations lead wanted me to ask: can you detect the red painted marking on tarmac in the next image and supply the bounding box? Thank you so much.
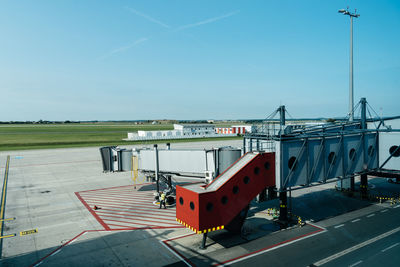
[77,183,153,194]
[96,210,176,220]
[81,195,155,204]
[81,190,155,197]
[107,223,134,229]
[76,184,180,230]
[83,201,177,213]
[80,192,155,198]
[102,218,178,228]
[75,192,110,230]
[84,202,176,214]
[97,213,178,226]
[30,230,88,267]
[81,189,155,194]
[84,200,176,211]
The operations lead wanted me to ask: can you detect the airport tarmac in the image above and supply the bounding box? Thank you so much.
[0,140,399,266]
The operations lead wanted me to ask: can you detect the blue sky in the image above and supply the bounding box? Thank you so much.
[0,0,399,121]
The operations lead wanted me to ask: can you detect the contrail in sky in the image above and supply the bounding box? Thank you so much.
[98,37,148,60]
[100,9,240,60]
[174,10,240,32]
[125,6,171,28]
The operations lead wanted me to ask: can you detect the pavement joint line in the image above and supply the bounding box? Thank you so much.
[348,260,363,267]
[351,219,361,223]
[366,214,375,218]
[334,224,345,229]
[312,225,400,266]
[381,242,399,253]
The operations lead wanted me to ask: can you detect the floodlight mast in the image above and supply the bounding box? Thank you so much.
[338,8,360,122]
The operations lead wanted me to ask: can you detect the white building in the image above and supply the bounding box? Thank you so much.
[126,124,235,141]
[215,125,254,135]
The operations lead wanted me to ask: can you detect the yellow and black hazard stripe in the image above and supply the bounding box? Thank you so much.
[176,218,224,234]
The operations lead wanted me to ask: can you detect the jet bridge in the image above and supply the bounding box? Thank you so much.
[137,146,242,180]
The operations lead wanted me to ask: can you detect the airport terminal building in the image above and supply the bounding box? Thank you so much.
[126,124,235,141]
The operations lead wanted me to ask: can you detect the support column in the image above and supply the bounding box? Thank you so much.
[267,187,277,200]
[350,175,355,192]
[167,175,172,190]
[360,173,368,199]
[257,188,267,202]
[279,191,288,222]
[200,233,208,250]
[154,144,160,193]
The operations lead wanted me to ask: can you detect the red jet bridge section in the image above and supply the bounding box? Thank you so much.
[176,152,275,234]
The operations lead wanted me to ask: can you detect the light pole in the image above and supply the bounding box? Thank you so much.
[338,8,360,122]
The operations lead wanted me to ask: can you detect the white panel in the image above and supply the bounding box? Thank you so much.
[139,149,209,175]
[379,132,400,170]
[274,141,281,189]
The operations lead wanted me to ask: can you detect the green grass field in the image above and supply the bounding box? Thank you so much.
[0,123,241,151]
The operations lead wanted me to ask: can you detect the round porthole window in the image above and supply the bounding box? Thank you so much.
[349,148,356,161]
[389,145,400,157]
[221,196,228,205]
[328,152,336,165]
[179,197,184,205]
[190,202,195,210]
[206,202,213,212]
[243,176,250,184]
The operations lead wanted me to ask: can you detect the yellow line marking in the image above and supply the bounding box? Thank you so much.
[0,233,16,239]
[20,229,38,236]
[0,217,15,222]
[0,156,10,236]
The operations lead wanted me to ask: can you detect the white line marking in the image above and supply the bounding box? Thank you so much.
[381,209,388,213]
[334,224,345,228]
[307,222,327,231]
[313,226,400,266]
[349,260,363,267]
[367,214,375,218]
[50,249,61,257]
[393,205,400,209]
[351,219,361,223]
[33,262,43,267]
[381,242,399,252]
[160,234,194,267]
[222,225,327,266]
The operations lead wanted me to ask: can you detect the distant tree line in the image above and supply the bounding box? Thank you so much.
[0,120,81,124]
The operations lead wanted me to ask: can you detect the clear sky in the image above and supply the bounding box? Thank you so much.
[0,0,399,121]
